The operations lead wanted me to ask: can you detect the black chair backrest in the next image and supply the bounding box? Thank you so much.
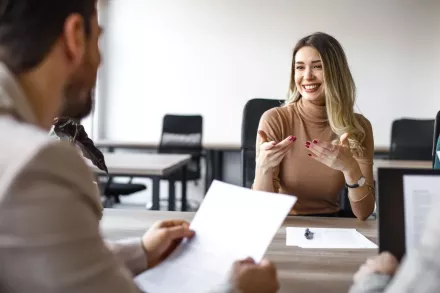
[241,98,285,188]
[432,111,440,167]
[159,114,203,180]
[389,118,434,161]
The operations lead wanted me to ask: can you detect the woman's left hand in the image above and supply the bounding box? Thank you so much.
[306,133,357,172]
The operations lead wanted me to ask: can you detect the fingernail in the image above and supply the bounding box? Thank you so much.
[305,141,311,145]
[313,139,318,144]
[305,144,310,148]
[289,136,297,142]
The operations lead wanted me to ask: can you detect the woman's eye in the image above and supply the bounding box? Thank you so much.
[314,65,323,69]
[295,66,304,70]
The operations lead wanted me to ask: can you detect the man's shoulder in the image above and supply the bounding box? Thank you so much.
[0,115,92,175]
[0,116,56,173]
[0,115,102,215]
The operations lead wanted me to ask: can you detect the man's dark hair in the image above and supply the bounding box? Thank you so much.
[0,0,96,74]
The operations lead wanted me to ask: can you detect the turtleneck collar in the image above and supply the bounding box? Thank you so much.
[294,97,328,125]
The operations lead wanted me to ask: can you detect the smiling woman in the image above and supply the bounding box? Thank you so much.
[253,32,375,221]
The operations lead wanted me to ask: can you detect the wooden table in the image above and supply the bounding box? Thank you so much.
[88,153,191,211]
[95,139,241,193]
[101,209,377,293]
[95,139,241,151]
[373,159,431,170]
[373,159,431,179]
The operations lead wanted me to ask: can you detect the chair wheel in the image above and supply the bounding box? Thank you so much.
[103,197,115,208]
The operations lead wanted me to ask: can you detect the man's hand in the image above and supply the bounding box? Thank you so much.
[353,252,399,282]
[142,220,195,268]
[229,257,280,293]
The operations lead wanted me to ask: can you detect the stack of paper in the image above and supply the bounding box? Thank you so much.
[135,180,297,293]
[286,227,377,249]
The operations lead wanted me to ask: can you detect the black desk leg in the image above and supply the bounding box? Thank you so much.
[214,150,224,181]
[181,165,188,211]
[205,150,213,193]
[152,177,160,210]
[168,180,176,211]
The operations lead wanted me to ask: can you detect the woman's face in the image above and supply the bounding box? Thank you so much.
[294,46,325,103]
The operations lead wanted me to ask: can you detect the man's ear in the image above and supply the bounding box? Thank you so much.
[62,14,86,67]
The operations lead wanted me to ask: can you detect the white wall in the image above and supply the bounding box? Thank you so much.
[100,0,440,147]
[80,0,109,138]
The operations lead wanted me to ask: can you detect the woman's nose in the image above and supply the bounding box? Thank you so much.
[304,68,315,80]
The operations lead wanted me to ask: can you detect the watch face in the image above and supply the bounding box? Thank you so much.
[359,176,366,186]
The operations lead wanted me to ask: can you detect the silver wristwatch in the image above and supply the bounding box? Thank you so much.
[345,175,366,189]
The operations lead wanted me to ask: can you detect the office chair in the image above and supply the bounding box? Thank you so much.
[241,98,285,188]
[389,118,434,161]
[99,178,147,208]
[432,110,440,168]
[158,114,203,209]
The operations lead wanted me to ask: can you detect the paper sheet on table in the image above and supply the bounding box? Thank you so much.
[286,227,377,249]
[403,174,440,251]
[134,180,297,293]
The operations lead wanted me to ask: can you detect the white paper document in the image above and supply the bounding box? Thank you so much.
[134,180,297,293]
[286,227,377,249]
[403,174,440,251]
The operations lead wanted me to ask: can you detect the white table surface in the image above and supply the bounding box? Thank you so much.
[87,152,191,177]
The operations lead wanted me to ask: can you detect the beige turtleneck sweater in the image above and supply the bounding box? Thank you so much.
[254,98,374,216]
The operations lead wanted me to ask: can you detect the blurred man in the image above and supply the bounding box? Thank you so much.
[0,1,279,292]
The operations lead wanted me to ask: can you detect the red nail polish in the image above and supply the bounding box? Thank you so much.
[305,144,310,148]
[305,141,311,145]
[313,139,318,144]
[289,136,296,142]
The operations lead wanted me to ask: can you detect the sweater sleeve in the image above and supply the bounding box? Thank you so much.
[349,114,376,219]
[348,273,392,293]
[253,108,284,192]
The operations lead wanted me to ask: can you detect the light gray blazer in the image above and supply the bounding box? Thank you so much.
[0,63,234,293]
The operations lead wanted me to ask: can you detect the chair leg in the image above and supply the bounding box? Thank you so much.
[181,165,188,211]
[103,197,115,208]
[168,180,176,211]
[113,194,121,204]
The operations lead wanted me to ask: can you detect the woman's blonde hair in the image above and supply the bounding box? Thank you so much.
[286,32,366,157]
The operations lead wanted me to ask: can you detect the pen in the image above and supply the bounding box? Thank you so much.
[304,228,314,240]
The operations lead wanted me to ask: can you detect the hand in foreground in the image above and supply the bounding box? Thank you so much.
[142,220,195,268]
[306,133,358,173]
[353,252,399,282]
[229,257,280,293]
[257,130,296,173]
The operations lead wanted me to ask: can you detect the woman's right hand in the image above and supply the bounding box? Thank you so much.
[256,130,296,173]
